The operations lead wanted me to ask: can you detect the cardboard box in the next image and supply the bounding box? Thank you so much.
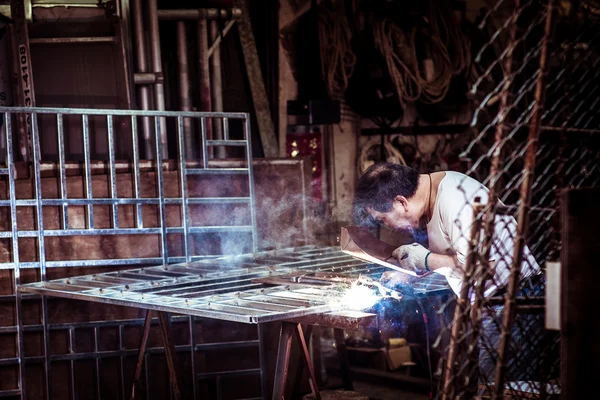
[386,345,413,370]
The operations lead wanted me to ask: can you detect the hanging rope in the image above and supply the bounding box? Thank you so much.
[372,0,471,106]
[318,2,357,98]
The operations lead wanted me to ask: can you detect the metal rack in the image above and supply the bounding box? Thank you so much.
[0,105,258,399]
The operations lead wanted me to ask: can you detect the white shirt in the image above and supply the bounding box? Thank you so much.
[426,171,541,298]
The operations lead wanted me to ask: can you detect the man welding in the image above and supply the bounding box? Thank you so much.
[352,162,549,386]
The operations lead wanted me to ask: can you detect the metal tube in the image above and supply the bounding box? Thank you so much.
[148,0,169,159]
[107,115,119,228]
[176,116,191,261]
[134,72,164,85]
[131,0,154,159]
[56,114,68,230]
[157,8,242,21]
[154,117,168,265]
[197,18,213,158]
[209,20,226,158]
[6,114,26,399]
[31,112,51,398]
[28,36,117,44]
[493,1,555,398]
[130,115,143,228]
[244,116,258,253]
[82,114,94,229]
[176,22,195,160]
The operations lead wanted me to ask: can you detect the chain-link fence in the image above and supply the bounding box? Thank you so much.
[435,0,600,398]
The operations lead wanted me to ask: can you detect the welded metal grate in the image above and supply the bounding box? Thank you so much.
[20,246,450,324]
[0,105,259,399]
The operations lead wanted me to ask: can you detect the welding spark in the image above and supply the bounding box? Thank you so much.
[334,281,381,311]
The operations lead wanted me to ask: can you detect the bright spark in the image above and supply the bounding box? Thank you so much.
[334,281,380,311]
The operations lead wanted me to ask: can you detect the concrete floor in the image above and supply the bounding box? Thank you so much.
[324,375,431,400]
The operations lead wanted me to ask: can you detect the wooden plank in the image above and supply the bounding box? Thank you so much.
[232,0,278,157]
[561,187,600,400]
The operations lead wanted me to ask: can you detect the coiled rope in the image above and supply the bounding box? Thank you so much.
[372,1,471,106]
[318,3,357,98]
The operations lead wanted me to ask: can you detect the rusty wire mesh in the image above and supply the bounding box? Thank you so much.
[433,0,600,398]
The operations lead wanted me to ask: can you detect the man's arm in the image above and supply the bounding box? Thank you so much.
[425,252,459,272]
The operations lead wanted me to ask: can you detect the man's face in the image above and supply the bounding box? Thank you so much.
[367,197,418,232]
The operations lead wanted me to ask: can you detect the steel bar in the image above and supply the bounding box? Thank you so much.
[130,310,153,400]
[31,112,51,400]
[244,116,259,252]
[295,324,321,400]
[0,105,247,119]
[176,22,195,160]
[56,114,68,229]
[176,116,191,261]
[6,115,25,399]
[157,8,242,21]
[81,114,94,229]
[28,36,117,44]
[157,311,182,400]
[130,115,144,228]
[148,0,168,159]
[107,115,119,228]
[197,19,213,158]
[131,0,154,158]
[154,116,169,264]
[272,322,294,400]
[442,201,484,400]
[209,19,226,158]
[493,2,555,398]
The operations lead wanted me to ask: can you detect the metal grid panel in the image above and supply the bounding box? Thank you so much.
[0,105,258,399]
[19,246,450,324]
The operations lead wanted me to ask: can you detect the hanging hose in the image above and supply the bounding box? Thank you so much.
[318,2,357,98]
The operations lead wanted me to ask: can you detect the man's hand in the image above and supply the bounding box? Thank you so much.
[392,243,431,275]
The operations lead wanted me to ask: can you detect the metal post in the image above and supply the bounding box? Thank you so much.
[147,0,169,159]
[131,0,154,159]
[210,20,226,158]
[480,1,519,267]
[493,1,555,398]
[197,18,213,159]
[442,200,484,400]
[176,21,195,159]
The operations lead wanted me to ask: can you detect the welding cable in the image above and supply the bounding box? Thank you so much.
[416,297,434,399]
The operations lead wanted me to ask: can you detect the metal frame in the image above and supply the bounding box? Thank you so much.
[0,105,258,399]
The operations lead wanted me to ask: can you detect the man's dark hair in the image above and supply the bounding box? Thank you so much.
[352,163,420,227]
